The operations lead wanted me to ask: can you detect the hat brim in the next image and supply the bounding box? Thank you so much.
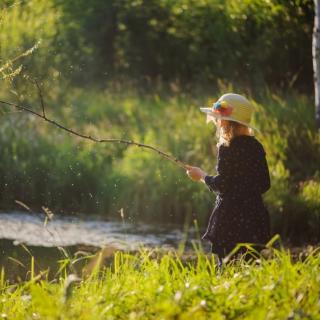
[200,107,260,132]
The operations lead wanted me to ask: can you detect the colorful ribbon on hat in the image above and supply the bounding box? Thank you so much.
[212,100,233,116]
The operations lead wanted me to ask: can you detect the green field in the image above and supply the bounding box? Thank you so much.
[1,244,320,320]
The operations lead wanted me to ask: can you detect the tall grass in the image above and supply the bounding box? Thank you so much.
[0,247,320,319]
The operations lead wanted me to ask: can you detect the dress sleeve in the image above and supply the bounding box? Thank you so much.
[256,148,271,194]
[204,146,233,194]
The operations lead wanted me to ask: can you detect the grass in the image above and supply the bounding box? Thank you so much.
[1,244,320,319]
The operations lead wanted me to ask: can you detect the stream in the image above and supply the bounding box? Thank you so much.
[0,212,208,281]
[0,211,202,250]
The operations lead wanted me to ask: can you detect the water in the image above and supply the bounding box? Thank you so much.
[0,212,209,281]
[0,212,200,250]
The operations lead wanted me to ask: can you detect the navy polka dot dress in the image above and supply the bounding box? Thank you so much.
[202,135,271,258]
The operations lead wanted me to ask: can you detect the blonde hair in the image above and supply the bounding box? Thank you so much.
[215,120,254,147]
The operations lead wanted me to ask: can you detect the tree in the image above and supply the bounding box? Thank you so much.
[313,0,320,129]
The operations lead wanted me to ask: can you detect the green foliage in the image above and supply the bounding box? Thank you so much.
[0,0,314,89]
[0,0,60,79]
[252,92,320,244]
[1,248,320,319]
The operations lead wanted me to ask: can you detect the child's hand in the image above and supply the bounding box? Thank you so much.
[185,165,207,182]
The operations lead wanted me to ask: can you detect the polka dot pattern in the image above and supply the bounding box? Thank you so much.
[202,135,271,257]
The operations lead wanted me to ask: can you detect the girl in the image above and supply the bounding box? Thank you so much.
[186,93,271,262]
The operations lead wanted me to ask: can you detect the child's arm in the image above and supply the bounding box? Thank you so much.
[186,147,232,194]
[257,149,271,194]
[202,163,232,194]
[202,173,230,193]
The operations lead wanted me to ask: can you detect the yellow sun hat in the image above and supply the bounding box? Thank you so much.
[200,93,258,131]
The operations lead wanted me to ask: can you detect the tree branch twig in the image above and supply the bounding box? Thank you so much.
[0,98,187,169]
[33,78,46,118]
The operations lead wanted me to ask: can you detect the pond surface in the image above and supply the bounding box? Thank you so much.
[0,211,202,250]
[0,212,209,282]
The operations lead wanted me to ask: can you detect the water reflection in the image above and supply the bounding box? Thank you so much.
[0,212,187,249]
[0,212,208,282]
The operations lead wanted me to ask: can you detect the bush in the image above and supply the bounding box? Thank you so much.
[0,0,314,89]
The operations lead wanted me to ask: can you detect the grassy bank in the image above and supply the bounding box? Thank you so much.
[1,246,320,319]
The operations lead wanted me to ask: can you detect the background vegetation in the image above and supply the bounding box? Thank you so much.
[1,0,314,89]
[0,0,319,245]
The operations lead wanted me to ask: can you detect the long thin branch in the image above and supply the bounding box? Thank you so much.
[33,78,46,118]
[0,99,187,169]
